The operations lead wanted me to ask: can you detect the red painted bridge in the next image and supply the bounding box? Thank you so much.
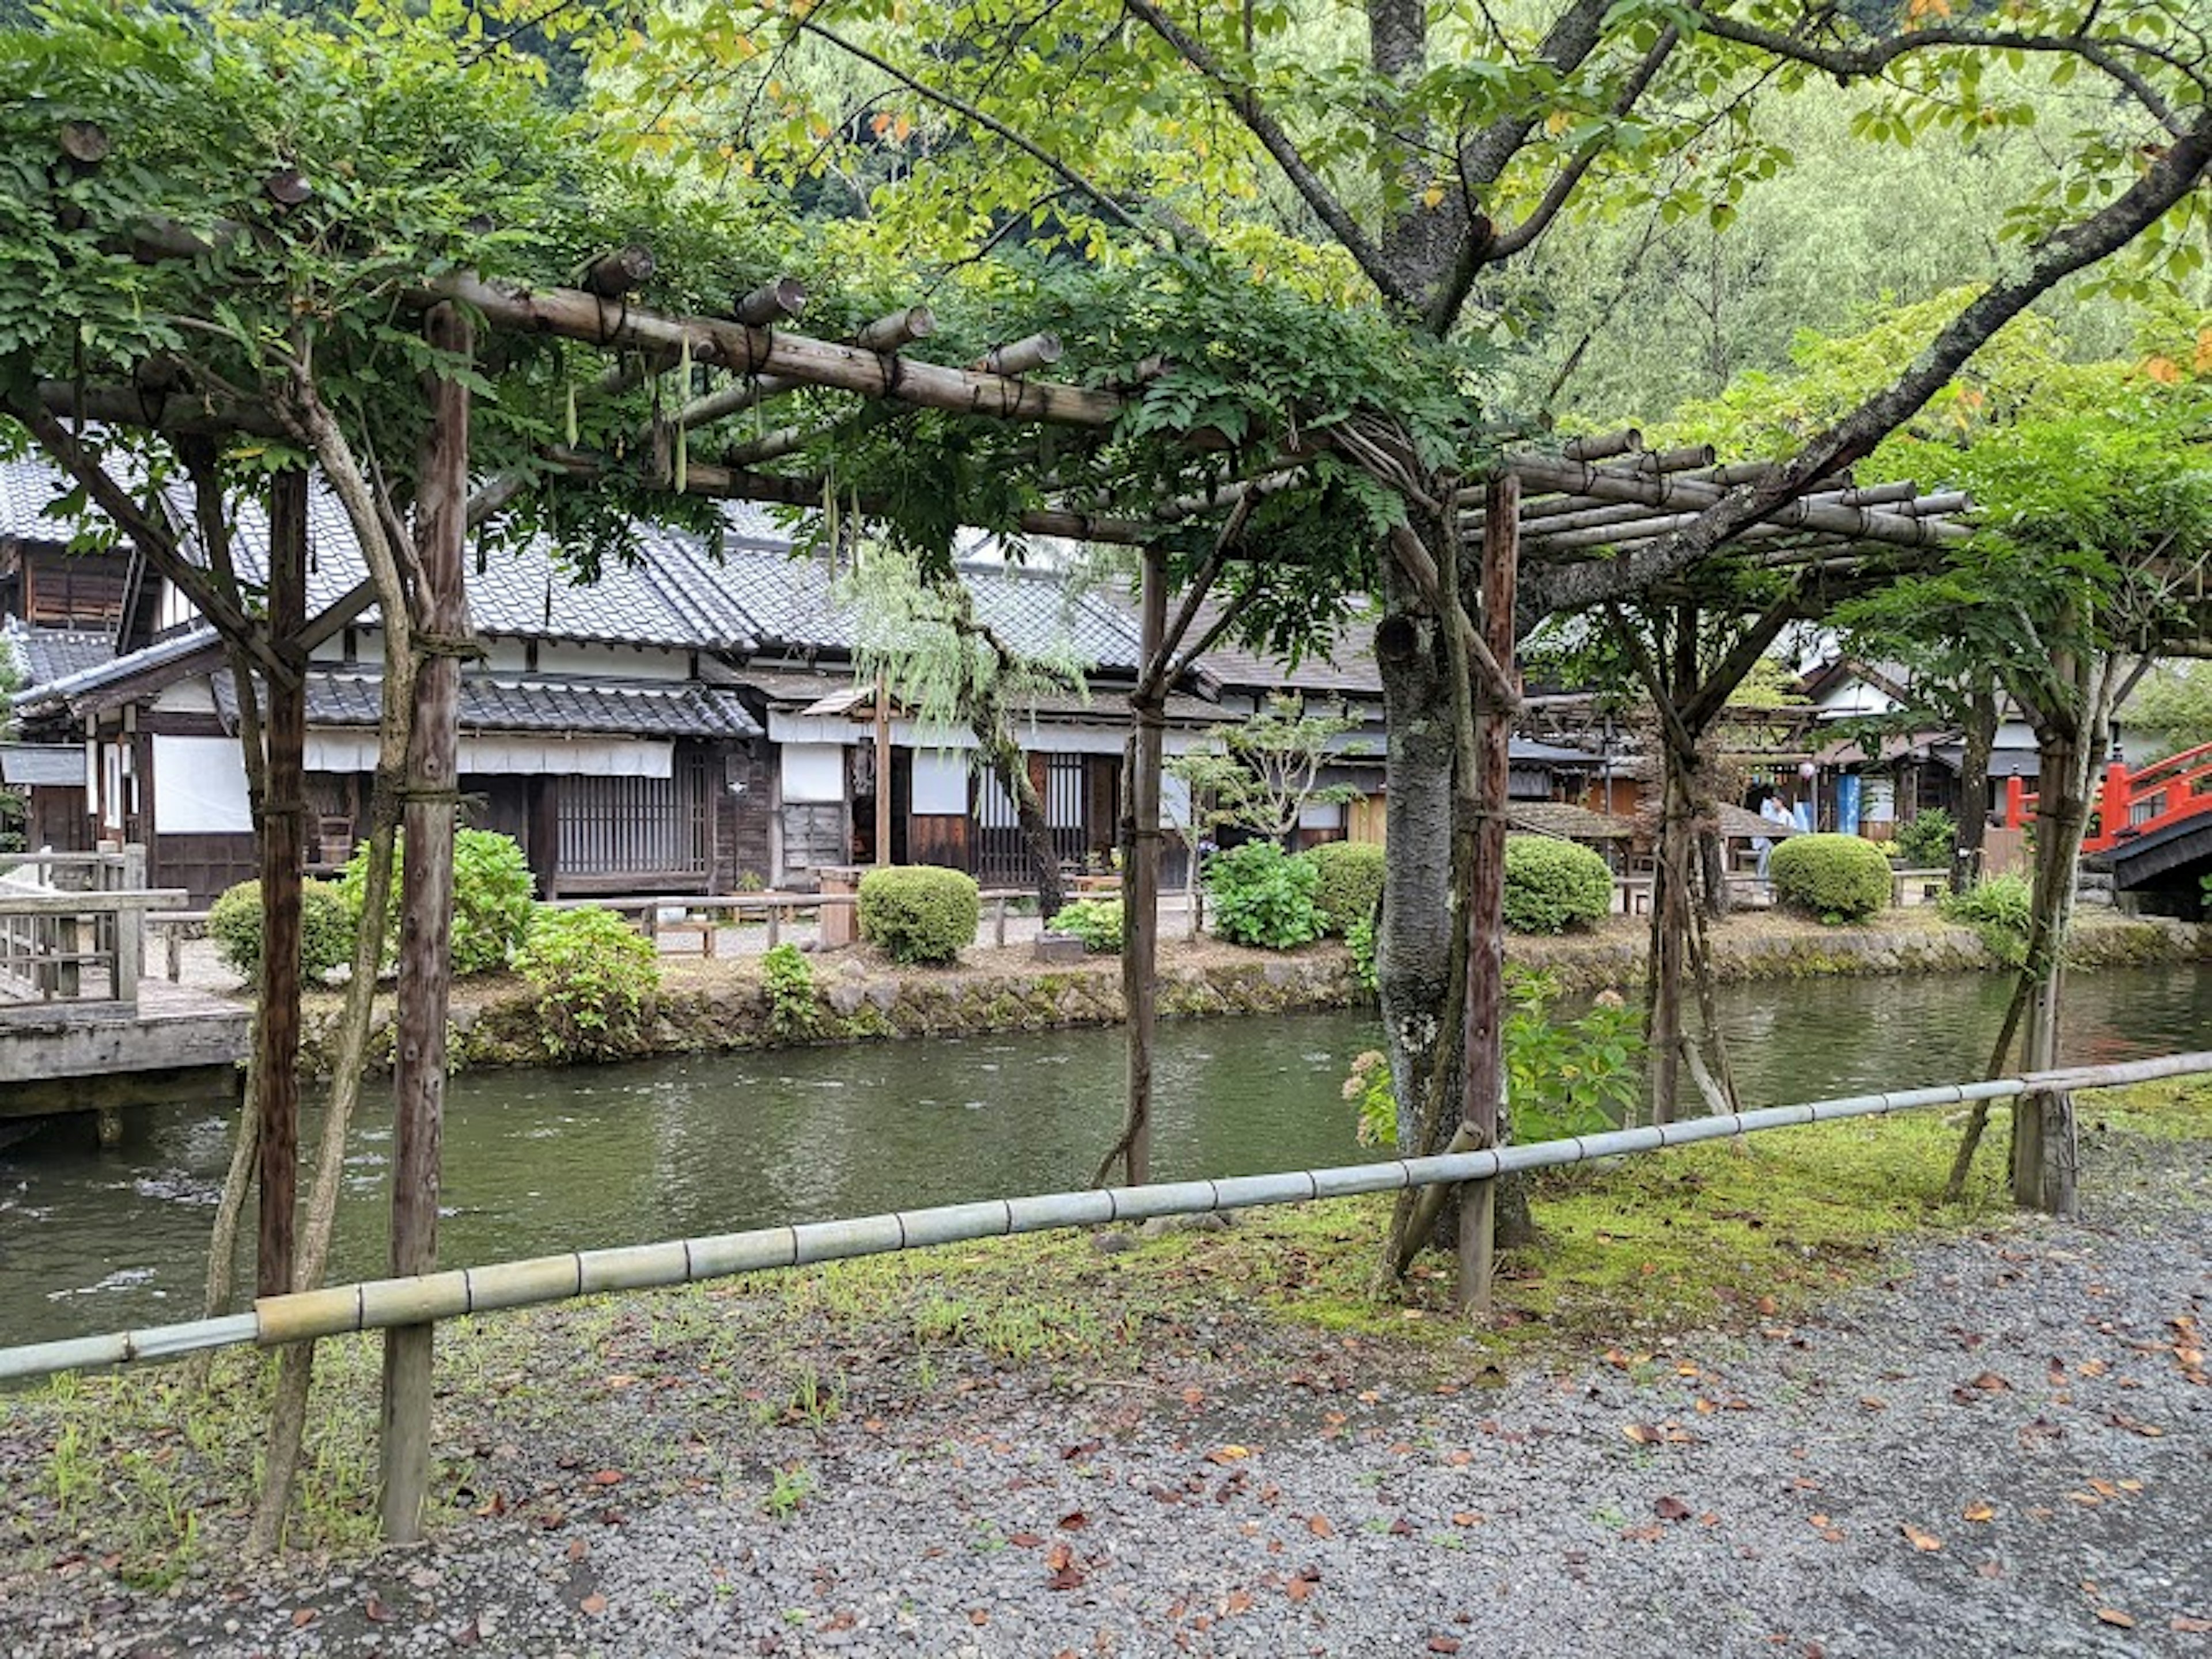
[2005,740,2212,896]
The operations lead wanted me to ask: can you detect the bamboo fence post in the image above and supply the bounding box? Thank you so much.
[1457,475,1517,1315]
[1122,550,1169,1187]
[766,904,781,949]
[256,472,308,1299]
[379,305,471,1544]
[993,896,1007,948]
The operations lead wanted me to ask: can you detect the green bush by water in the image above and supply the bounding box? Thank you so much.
[1939,873,2033,965]
[512,905,661,1060]
[1891,808,1957,868]
[1770,832,1892,923]
[1205,840,1321,949]
[1501,836,1613,934]
[1047,897,1123,953]
[207,878,355,983]
[1301,840,1385,938]
[338,828,536,975]
[762,942,819,1039]
[858,866,979,965]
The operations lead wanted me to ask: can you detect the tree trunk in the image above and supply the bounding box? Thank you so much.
[253,471,308,1298]
[1955,685,1998,892]
[1116,551,1168,1187]
[378,305,471,1544]
[1374,559,1456,1154]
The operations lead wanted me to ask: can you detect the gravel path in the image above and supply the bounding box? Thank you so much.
[5,1132,2206,1659]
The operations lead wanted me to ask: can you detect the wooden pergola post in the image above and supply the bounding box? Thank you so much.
[254,471,309,1299]
[378,304,471,1543]
[1122,548,1169,1188]
[1457,475,1518,1315]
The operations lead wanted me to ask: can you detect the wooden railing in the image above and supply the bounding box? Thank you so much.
[0,846,186,1014]
[2005,740,2212,854]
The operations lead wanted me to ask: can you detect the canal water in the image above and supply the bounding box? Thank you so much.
[4,965,2207,1346]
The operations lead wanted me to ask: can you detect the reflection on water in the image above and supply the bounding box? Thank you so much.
[4,964,2207,1345]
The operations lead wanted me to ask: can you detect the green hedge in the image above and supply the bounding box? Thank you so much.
[1047,897,1123,954]
[858,865,979,964]
[1501,836,1614,934]
[1205,840,1321,949]
[512,905,660,1060]
[1770,832,1892,922]
[207,878,355,983]
[1301,840,1385,938]
[338,827,536,976]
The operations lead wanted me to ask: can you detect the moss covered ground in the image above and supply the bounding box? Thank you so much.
[11,1077,2202,1590]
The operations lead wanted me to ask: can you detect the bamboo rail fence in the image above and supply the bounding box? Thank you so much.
[2,1050,2203,1385]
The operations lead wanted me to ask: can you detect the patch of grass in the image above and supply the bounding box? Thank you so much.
[2085,1075,2212,1141]
[1488,1112,2011,1348]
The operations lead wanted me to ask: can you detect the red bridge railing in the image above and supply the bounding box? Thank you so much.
[2003,739,2212,854]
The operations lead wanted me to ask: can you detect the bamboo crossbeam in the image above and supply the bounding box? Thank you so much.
[677,376,800,431]
[1505,456,1969,550]
[423,274,1122,429]
[969,333,1064,376]
[733,278,808,326]
[1561,428,1643,462]
[854,306,935,352]
[578,245,654,298]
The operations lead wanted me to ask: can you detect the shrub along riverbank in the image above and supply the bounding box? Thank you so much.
[291,908,2212,1081]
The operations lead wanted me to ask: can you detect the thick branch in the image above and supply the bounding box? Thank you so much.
[1122,0,1421,310]
[1525,105,2212,631]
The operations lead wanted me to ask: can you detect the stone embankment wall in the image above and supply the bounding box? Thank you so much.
[297,915,2211,1079]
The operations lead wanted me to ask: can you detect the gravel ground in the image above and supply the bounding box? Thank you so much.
[3,1131,2206,1659]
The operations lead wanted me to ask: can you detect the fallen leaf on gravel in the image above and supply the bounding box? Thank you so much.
[1968,1372,2012,1393]
[2171,1616,2212,1633]
[2095,1610,2135,1629]
[1306,1514,1334,1539]
[1623,1423,1661,1445]
[1963,1502,1996,1523]
[1046,1543,1073,1571]
[1225,1592,1254,1615]
[579,1594,607,1616]
[1809,1514,1831,1528]
[1859,1396,1887,1412]
[1057,1511,1089,1531]
[2119,1479,2144,1493]
[454,1618,481,1646]
[1903,1525,1943,1552]
[1451,1512,1483,1527]
[566,1540,589,1564]
[1444,1450,1472,1467]
[1062,1440,1102,1461]
[1620,1524,1664,1542]
[2107,1412,2163,1437]
[1046,1565,1086,1592]
[604,1373,638,1389]
[588,1469,624,1486]
[1654,1496,1692,1522]
[968,1609,989,1626]
[365,1596,393,1623]
[1818,1528,1846,1544]
[1428,1638,1463,1654]
[1181,1387,1205,1406]
[1206,1445,1252,1464]
[291,1609,317,1628]
[1286,1572,1319,1603]
[1976,1562,2004,1580]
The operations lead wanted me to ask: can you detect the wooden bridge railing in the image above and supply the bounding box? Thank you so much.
[0,846,186,1015]
[2006,740,2212,854]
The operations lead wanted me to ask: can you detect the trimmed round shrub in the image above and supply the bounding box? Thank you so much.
[1501,836,1613,934]
[1892,808,1958,868]
[339,827,536,976]
[858,865,979,964]
[512,904,660,1061]
[1047,896,1123,954]
[1302,840,1386,938]
[1204,840,1322,949]
[1770,832,1892,922]
[207,878,355,984]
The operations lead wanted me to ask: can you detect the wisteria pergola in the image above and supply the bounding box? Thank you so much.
[20,248,1975,1540]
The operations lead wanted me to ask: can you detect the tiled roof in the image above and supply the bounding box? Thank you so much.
[1509,802,1634,841]
[213,668,761,741]
[1170,595,1384,696]
[1,616,115,687]
[0,457,79,544]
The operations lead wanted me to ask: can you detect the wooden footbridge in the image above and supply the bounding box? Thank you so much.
[0,848,246,1140]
